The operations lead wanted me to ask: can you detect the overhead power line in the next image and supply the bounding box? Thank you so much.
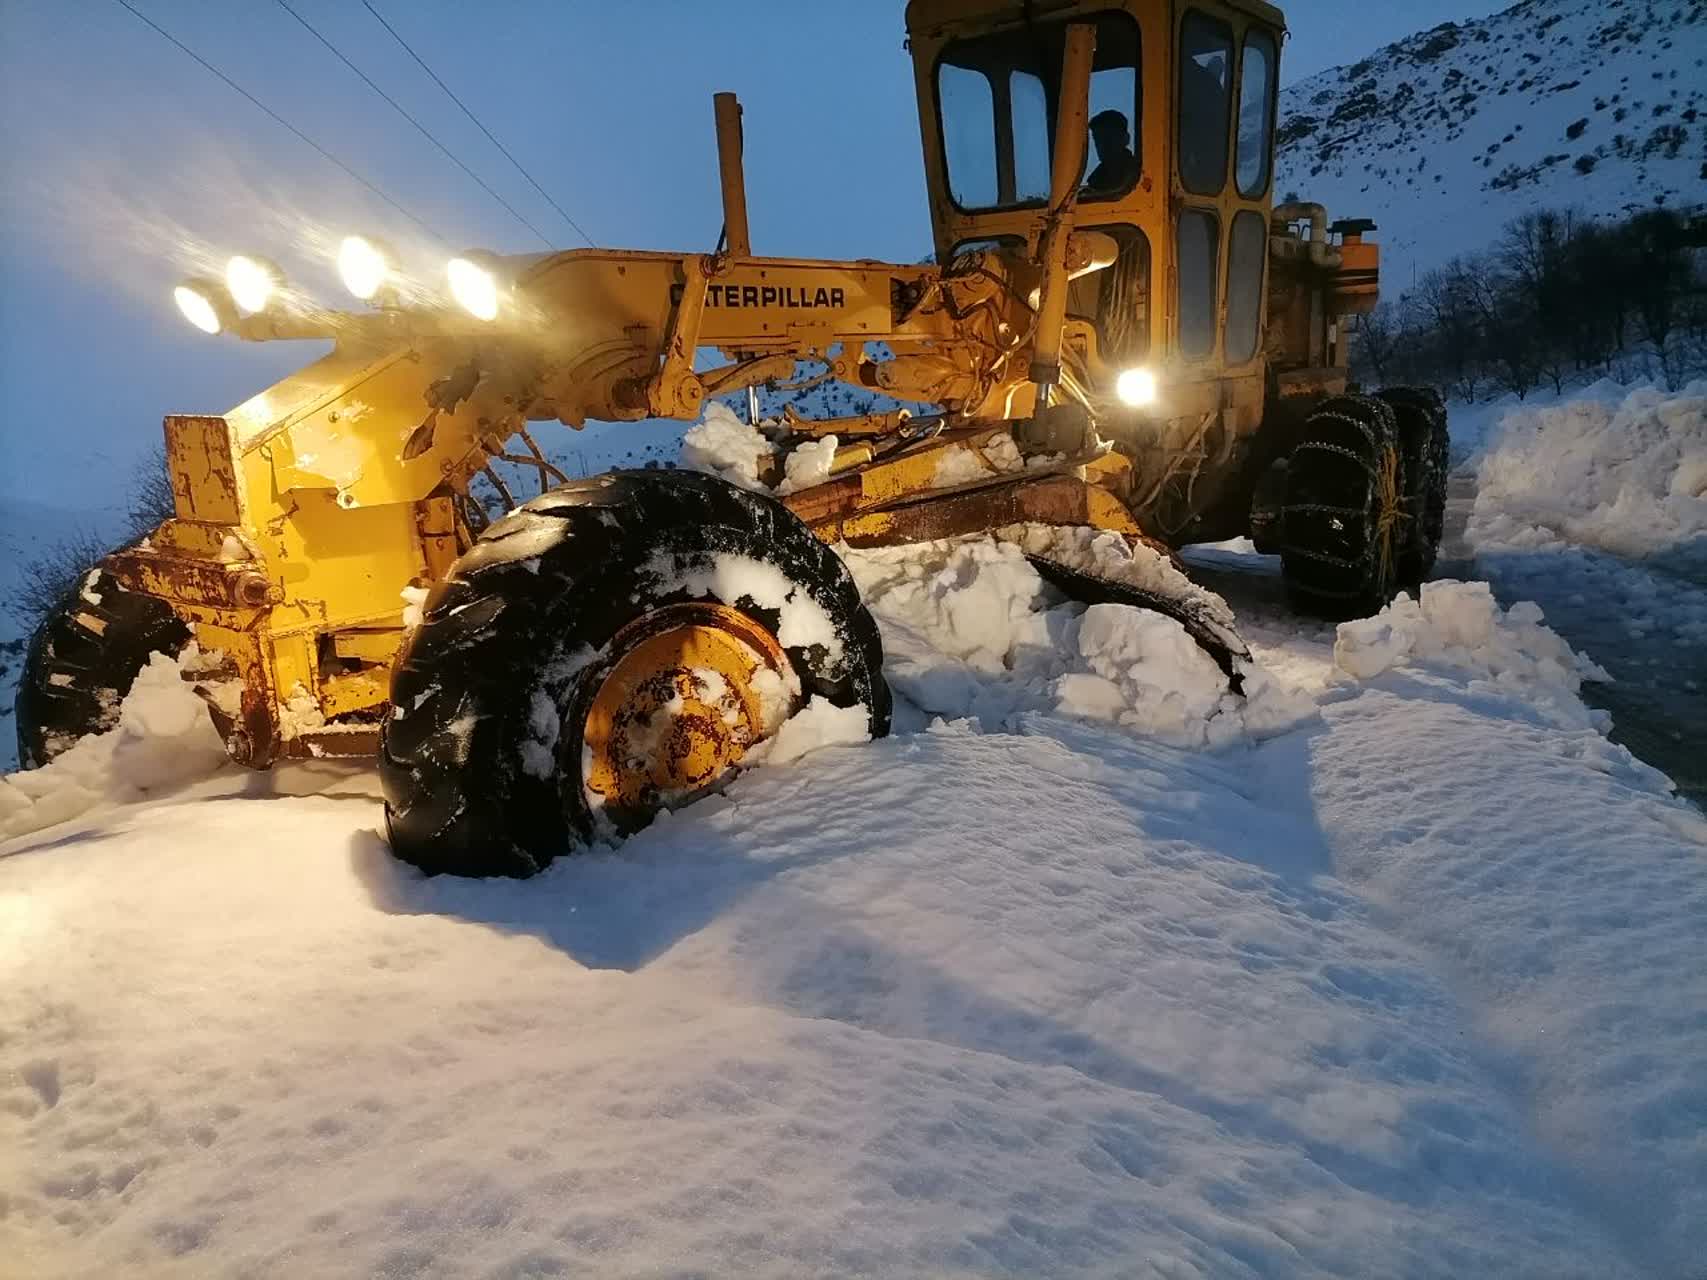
[359,0,596,248]
[274,0,553,249]
[111,0,442,243]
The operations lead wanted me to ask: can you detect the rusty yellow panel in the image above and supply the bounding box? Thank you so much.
[857,432,1021,507]
[813,509,901,544]
[269,632,317,706]
[331,629,403,664]
[318,669,390,718]
[263,491,427,633]
[1077,484,1144,537]
[858,446,952,506]
[193,621,260,661]
[1081,451,1132,486]
[148,518,238,559]
[416,497,460,582]
[251,340,504,512]
[103,542,264,611]
[166,415,244,525]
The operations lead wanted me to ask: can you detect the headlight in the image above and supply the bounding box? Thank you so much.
[337,235,392,301]
[173,278,233,335]
[446,256,499,321]
[224,255,281,315]
[1115,367,1157,408]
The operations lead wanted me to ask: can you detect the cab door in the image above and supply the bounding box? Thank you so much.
[1172,3,1279,374]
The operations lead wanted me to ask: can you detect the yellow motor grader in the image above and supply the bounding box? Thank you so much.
[17,0,1446,875]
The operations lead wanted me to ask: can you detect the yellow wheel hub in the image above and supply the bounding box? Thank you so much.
[582,602,794,829]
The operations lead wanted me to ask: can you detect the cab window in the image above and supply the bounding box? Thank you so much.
[936,13,1142,212]
[1236,30,1277,198]
[1067,225,1152,364]
[939,64,1001,209]
[1177,209,1219,358]
[1178,11,1232,196]
[1224,210,1266,362]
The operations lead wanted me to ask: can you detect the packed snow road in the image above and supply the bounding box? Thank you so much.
[5,524,1707,1277]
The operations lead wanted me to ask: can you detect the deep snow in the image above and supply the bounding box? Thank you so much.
[6,499,1707,1276]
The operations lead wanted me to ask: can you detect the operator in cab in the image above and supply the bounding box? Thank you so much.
[1085,109,1139,193]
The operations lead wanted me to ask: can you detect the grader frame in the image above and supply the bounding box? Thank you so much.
[98,0,1377,769]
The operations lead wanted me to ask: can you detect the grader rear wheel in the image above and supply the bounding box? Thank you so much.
[1279,394,1405,620]
[1377,385,1450,587]
[380,468,890,878]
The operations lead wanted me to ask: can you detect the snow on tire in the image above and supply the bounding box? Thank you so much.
[379,469,891,878]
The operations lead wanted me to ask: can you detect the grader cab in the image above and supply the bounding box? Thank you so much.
[17,0,1446,876]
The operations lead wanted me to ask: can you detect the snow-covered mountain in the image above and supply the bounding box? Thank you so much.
[1276,0,1705,294]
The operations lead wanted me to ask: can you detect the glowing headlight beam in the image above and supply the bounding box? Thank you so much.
[173,279,229,335]
[338,235,392,301]
[446,256,499,321]
[224,255,281,315]
[1115,367,1157,408]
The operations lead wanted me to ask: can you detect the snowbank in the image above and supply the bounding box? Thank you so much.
[0,651,227,839]
[1333,581,1610,731]
[1468,381,1707,561]
[845,529,1313,747]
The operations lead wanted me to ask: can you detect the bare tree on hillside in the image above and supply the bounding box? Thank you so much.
[1415,262,1482,400]
[126,444,177,538]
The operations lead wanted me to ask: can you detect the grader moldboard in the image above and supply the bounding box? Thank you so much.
[18,0,1446,876]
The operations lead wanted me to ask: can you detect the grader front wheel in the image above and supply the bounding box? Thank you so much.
[379,469,891,878]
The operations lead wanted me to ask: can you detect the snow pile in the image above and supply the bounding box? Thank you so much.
[775,434,838,496]
[1469,382,1707,561]
[0,651,227,839]
[753,695,871,765]
[677,405,843,497]
[1057,603,1243,743]
[930,430,1024,487]
[679,402,774,490]
[1334,581,1610,729]
[845,528,1313,747]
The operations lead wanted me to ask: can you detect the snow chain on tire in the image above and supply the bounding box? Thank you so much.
[380,468,891,878]
[1279,394,1404,619]
[15,564,191,768]
[1376,385,1450,587]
